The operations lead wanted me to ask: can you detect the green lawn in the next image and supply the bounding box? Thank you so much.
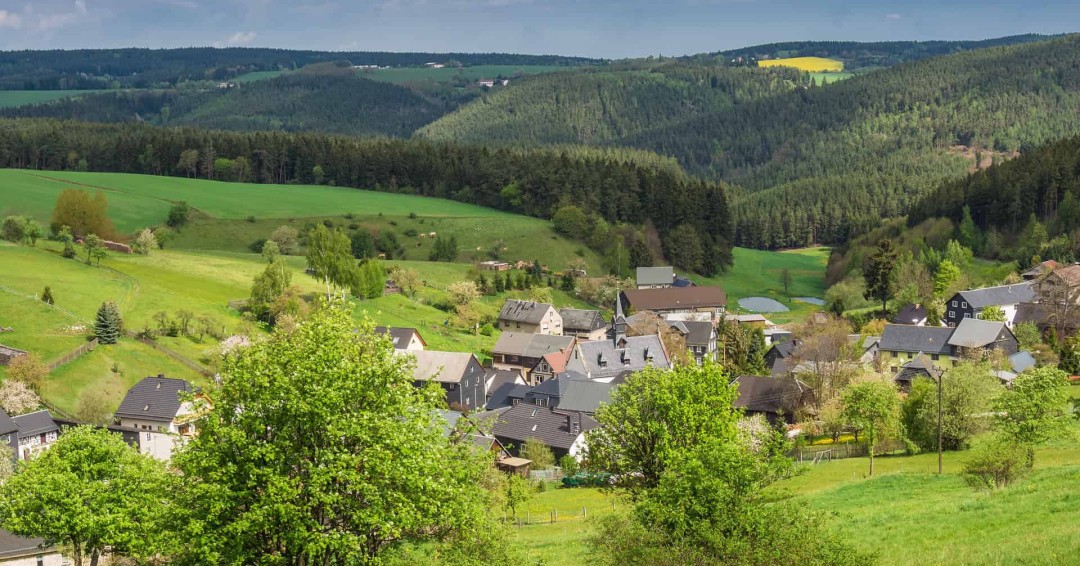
[232,70,286,83]
[501,486,624,566]
[362,65,572,85]
[810,71,854,85]
[0,89,109,108]
[693,247,829,324]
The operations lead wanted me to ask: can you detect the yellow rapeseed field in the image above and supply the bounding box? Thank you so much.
[758,56,844,72]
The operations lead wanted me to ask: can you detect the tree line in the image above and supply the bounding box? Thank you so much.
[0,118,735,274]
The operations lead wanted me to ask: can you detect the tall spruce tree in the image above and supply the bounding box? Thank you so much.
[94,301,122,344]
[863,239,898,314]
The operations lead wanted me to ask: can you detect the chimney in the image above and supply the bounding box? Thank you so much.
[570,412,581,435]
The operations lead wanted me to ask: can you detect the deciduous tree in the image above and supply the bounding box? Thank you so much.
[0,380,40,415]
[841,377,901,476]
[7,353,47,391]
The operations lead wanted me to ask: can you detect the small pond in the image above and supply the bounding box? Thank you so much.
[737,297,789,313]
[793,297,825,306]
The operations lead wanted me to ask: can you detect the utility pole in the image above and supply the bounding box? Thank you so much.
[937,369,944,475]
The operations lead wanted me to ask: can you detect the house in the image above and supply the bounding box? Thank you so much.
[522,373,614,414]
[892,354,943,391]
[488,404,600,460]
[407,350,487,411]
[877,318,1018,372]
[763,328,793,346]
[892,303,928,326]
[943,282,1035,328]
[11,410,60,461]
[558,308,607,341]
[620,286,727,320]
[564,299,671,381]
[424,62,445,68]
[113,375,199,460]
[492,332,576,384]
[0,345,26,366]
[1014,301,1080,335]
[530,345,574,384]
[479,260,510,271]
[0,529,64,566]
[1022,259,1060,280]
[439,410,509,459]
[732,375,813,425]
[947,318,1018,357]
[477,79,495,87]
[723,313,772,329]
[496,299,563,335]
[1009,350,1036,374]
[0,410,18,462]
[374,326,426,351]
[674,320,717,365]
[636,266,675,289]
[485,369,528,409]
[764,340,797,375]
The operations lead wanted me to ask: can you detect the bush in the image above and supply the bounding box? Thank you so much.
[167,202,191,228]
[961,436,1033,491]
[404,228,418,237]
[559,454,580,476]
[409,212,417,219]
[479,323,495,337]
[247,215,256,223]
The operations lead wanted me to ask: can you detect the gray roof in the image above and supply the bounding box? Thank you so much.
[114,376,193,422]
[0,529,49,560]
[485,368,523,390]
[526,375,614,414]
[732,375,811,415]
[1009,351,1036,374]
[497,299,555,324]
[490,404,600,451]
[894,354,943,384]
[407,350,480,383]
[947,318,1009,348]
[558,308,605,333]
[565,334,670,380]
[878,325,954,355]
[636,266,674,286]
[438,410,463,436]
[0,408,18,436]
[955,282,1035,309]
[892,304,928,325]
[11,410,58,438]
[492,332,575,359]
[374,326,425,349]
[678,320,715,346]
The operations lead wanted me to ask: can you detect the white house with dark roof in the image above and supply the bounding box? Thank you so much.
[636,266,675,289]
[943,282,1035,328]
[0,528,64,566]
[11,410,60,461]
[497,299,563,335]
[113,375,198,460]
[485,404,600,460]
[564,299,672,381]
[558,308,607,341]
[374,326,426,351]
[406,350,487,411]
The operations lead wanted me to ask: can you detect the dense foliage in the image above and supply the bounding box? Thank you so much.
[0,47,601,90]
[0,118,734,273]
[5,67,447,138]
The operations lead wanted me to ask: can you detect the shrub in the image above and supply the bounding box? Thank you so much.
[167,202,191,228]
[408,212,417,219]
[7,353,47,391]
[961,436,1032,491]
[479,323,495,337]
[404,228,418,237]
[558,454,580,476]
[344,213,354,220]
[40,286,54,305]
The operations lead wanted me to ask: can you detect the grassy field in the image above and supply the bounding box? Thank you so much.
[759,56,844,72]
[0,89,109,108]
[810,71,854,85]
[362,65,572,85]
[693,247,829,324]
[232,70,286,83]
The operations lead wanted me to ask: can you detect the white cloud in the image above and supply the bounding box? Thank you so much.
[215,31,258,47]
[885,13,902,20]
[0,10,24,29]
[31,0,91,31]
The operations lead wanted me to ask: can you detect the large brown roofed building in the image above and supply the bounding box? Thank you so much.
[620,286,727,320]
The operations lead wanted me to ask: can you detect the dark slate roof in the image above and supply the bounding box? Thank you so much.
[526,376,614,414]
[486,371,528,410]
[878,325,954,355]
[497,299,554,324]
[678,321,715,346]
[894,354,943,384]
[955,282,1035,309]
[636,266,674,286]
[114,376,193,422]
[0,529,48,560]
[11,410,58,438]
[486,368,523,390]
[1009,351,1036,374]
[565,334,670,380]
[947,318,1009,348]
[0,408,18,436]
[374,326,425,349]
[732,376,811,415]
[558,308,606,332]
[493,332,575,358]
[892,303,928,325]
[491,404,600,450]
[768,340,797,359]
[621,286,727,311]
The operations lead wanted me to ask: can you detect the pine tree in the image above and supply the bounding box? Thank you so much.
[94,301,122,344]
[40,286,54,305]
[863,239,898,314]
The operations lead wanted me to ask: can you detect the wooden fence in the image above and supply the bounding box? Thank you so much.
[131,335,213,377]
[47,338,99,371]
[791,441,907,463]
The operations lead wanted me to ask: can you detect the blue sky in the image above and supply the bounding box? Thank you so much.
[0,0,1077,58]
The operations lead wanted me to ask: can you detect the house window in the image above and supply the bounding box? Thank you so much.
[931,354,939,361]
[964,313,971,318]
[962,302,968,308]
[948,311,954,318]
[951,301,958,307]
[891,351,898,358]
[515,322,520,328]
[512,398,521,406]
[534,397,548,407]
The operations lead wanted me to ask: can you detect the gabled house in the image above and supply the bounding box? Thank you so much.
[723,314,772,329]
[0,529,64,566]
[764,340,797,375]
[496,299,563,335]
[522,373,614,414]
[530,345,574,384]
[893,354,943,391]
[947,318,1018,357]
[485,369,528,410]
[877,318,1018,372]
[636,266,675,289]
[114,375,201,461]
[943,282,1035,328]
[11,410,60,461]
[673,320,717,365]
[0,410,19,461]
[492,332,576,385]
[1022,259,1060,280]
[892,304,928,326]
[488,404,600,460]
[558,308,607,341]
[564,299,671,381]
[374,326,426,351]
[732,375,814,425]
[407,350,487,411]
[620,286,727,321]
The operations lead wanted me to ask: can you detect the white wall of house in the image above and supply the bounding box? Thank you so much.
[567,433,588,460]
[403,335,425,351]
[0,550,64,566]
[499,307,563,335]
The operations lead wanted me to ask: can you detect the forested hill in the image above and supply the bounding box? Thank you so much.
[713,34,1060,70]
[0,47,602,90]
[416,63,804,146]
[631,34,1080,249]
[2,68,446,138]
[908,133,1080,244]
[0,118,734,275]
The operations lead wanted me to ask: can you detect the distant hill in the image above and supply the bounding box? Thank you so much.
[713,34,1062,70]
[2,67,448,138]
[417,63,804,146]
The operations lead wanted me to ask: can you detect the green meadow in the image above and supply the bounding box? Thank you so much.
[362,65,572,85]
[693,246,830,324]
[0,89,109,109]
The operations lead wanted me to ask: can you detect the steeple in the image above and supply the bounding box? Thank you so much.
[612,292,627,343]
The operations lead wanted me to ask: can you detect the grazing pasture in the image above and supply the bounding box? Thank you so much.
[759,56,844,72]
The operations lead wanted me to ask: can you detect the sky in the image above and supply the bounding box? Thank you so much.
[0,0,1077,58]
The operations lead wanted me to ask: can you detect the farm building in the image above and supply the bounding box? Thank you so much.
[0,345,26,366]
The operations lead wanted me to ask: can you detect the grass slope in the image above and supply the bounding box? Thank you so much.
[694,247,829,324]
[0,90,108,108]
[363,65,571,85]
